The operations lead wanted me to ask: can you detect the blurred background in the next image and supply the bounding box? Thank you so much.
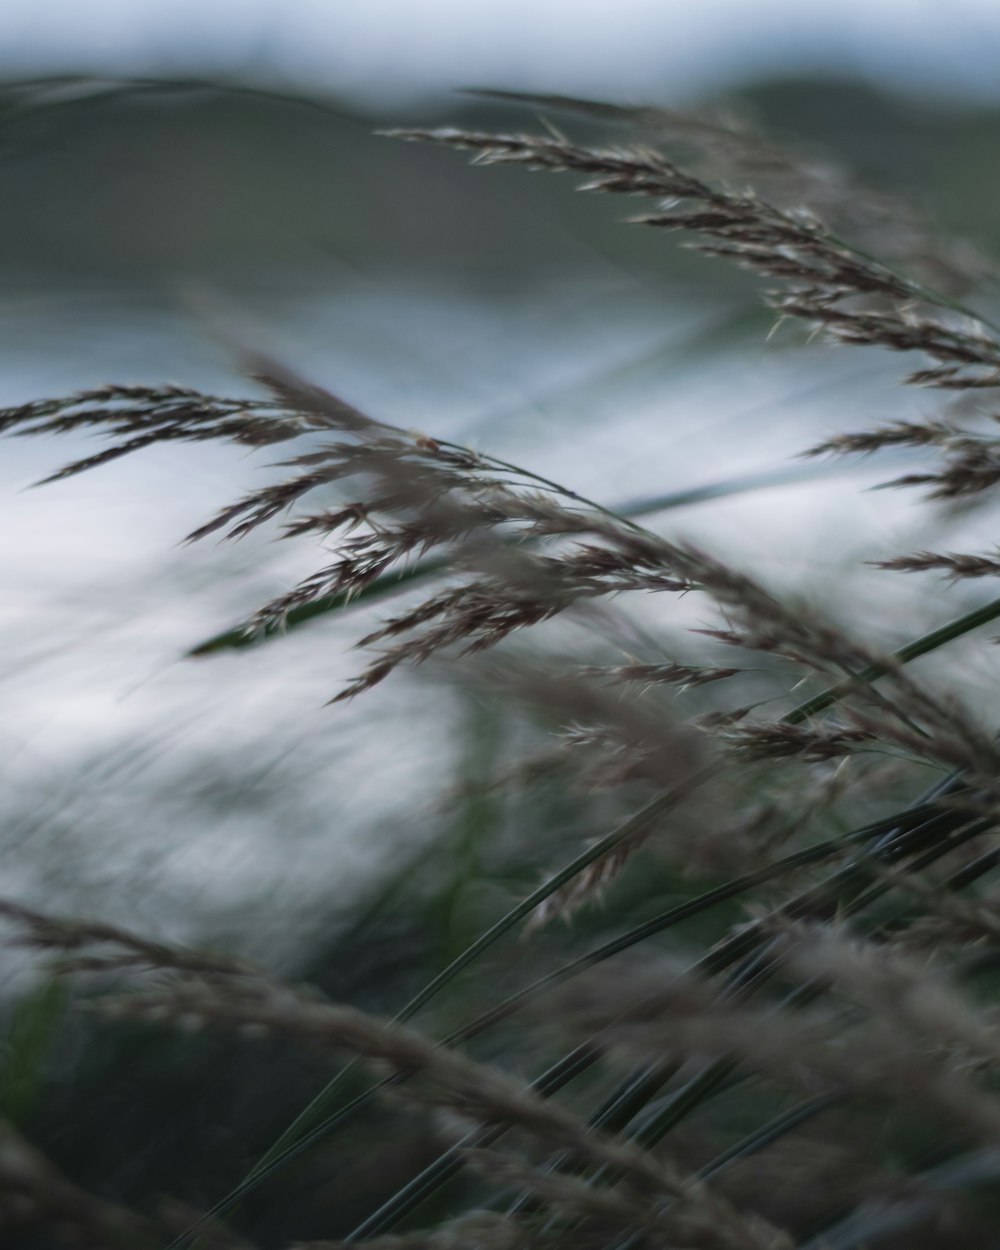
[3,2,1000,1241]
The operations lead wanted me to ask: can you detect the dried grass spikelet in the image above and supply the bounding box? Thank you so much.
[6,356,979,724]
[699,608,1000,797]
[463,1146,665,1233]
[671,762,854,878]
[0,381,328,483]
[499,659,709,786]
[577,660,742,691]
[836,676,1000,802]
[0,895,257,980]
[0,1118,155,1248]
[467,89,989,296]
[779,923,1000,1079]
[876,447,1000,500]
[100,978,790,1250]
[386,128,1000,384]
[692,605,997,801]
[879,868,1000,953]
[806,417,1000,504]
[9,354,892,706]
[389,125,1000,509]
[721,721,876,762]
[11,359,999,881]
[460,656,710,924]
[292,1210,523,1250]
[554,951,1000,1146]
[684,574,1000,784]
[525,834,652,932]
[363,522,895,711]
[333,525,696,703]
[460,1146,787,1250]
[677,547,877,676]
[803,418,960,459]
[871,549,1000,579]
[4,361,722,702]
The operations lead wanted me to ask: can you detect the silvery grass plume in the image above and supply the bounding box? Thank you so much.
[96,976,792,1250]
[7,355,1000,881]
[0,874,814,1248]
[543,931,1000,1243]
[0,895,256,979]
[385,120,1000,585]
[384,125,1000,388]
[13,347,1000,895]
[464,88,991,298]
[1,362,700,702]
[0,1095,251,1249]
[871,549,1000,578]
[880,865,1000,953]
[473,656,709,792]
[291,1212,522,1250]
[0,356,897,695]
[556,930,1000,1147]
[0,1118,159,1250]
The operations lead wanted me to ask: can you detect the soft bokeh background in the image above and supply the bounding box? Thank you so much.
[3,6,1000,1237]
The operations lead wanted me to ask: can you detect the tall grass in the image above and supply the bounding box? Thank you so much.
[4,82,1000,1249]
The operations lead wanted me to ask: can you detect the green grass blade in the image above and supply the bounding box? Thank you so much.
[798,1148,1000,1250]
[699,1093,841,1183]
[343,1043,598,1243]
[159,783,697,1250]
[619,813,995,1159]
[470,795,975,1226]
[785,594,1000,724]
[250,782,692,1170]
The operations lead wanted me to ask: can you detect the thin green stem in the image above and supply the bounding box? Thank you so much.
[226,780,696,1210]
[786,594,1000,724]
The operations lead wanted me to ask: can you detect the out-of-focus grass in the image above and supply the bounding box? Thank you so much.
[4,70,1000,1250]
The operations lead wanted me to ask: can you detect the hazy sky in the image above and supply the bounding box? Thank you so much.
[3,0,1000,104]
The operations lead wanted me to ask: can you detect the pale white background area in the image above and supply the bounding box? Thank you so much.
[1,0,1000,103]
